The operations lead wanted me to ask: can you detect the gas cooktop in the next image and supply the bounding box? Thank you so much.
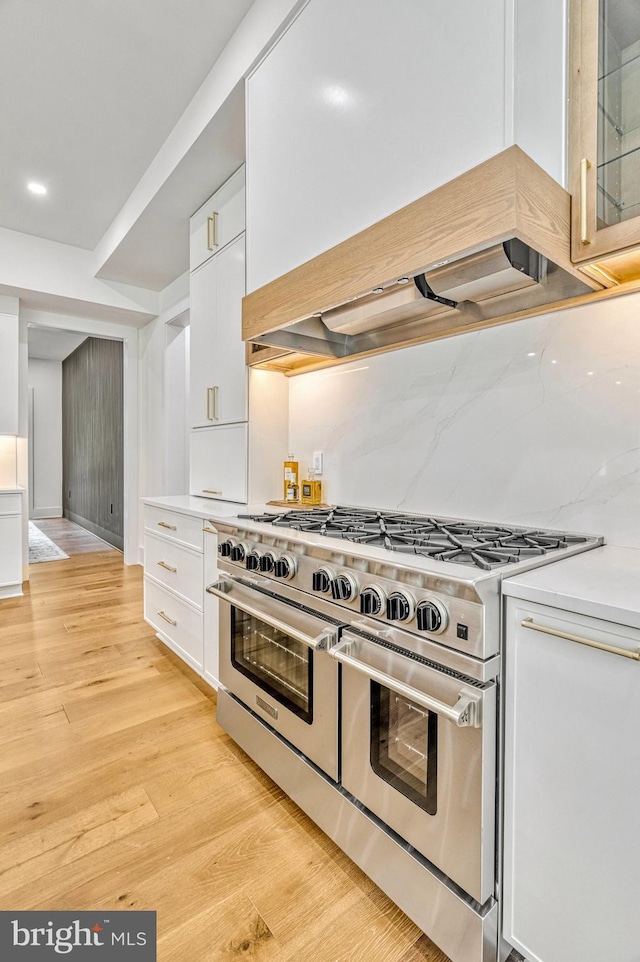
[238,506,593,571]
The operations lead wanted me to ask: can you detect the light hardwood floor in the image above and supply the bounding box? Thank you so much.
[31,517,118,555]
[0,550,454,962]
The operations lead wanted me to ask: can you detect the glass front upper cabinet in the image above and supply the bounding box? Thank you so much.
[570,0,640,281]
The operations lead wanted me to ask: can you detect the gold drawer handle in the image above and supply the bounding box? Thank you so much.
[521,618,640,661]
[157,610,177,627]
[580,157,591,245]
[206,211,219,250]
[157,561,177,573]
[202,489,222,495]
[157,521,177,531]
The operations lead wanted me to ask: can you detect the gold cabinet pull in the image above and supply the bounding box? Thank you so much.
[202,489,222,495]
[206,386,216,421]
[580,158,591,245]
[157,561,177,573]
[213,385,219,420]
[206,211,219,251]
[521,618,640,661]
[157,521,177,531]
[157,610,177,627]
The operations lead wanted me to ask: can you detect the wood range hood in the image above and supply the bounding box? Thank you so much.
[243,146,604,375]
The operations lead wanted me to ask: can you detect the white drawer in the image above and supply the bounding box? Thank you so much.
[189,423,248,503]
[144,577,203,673]
[143,506,204,551]
[189,168,245,272]
[0,493,21,516]
[144,534,203,609]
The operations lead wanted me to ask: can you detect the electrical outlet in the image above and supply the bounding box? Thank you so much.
[313,451,323,475]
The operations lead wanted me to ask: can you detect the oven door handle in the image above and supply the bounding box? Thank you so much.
[330,639,482,728]
[206,579,337,652]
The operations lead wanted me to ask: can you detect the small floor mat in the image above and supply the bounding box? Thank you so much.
[28,522,69,563]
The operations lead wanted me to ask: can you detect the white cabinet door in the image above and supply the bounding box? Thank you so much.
[189,167,245,272]
[213,234,247,424]
[0,513,22,595]
[0,314,19,435]
[503,598,640,962]
[144,576,204,674]
[190,254,218,429]
[144,533,203,609]
[246,0,507,292]
[189,423,248,504]
[190,235,247,429]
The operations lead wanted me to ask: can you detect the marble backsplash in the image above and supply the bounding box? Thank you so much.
[288,293,640,548]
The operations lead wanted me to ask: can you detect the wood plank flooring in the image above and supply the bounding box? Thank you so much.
[0,552,455,961]
[31,517,118,555]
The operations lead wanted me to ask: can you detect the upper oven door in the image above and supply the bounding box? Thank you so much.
[332,631,496,905]
[208,573,340,781]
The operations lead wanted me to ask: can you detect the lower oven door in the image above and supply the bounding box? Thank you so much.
[332,632,496,905]
[208,574,340,781]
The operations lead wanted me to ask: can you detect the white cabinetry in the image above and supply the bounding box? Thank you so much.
[0,314,19,435]
[190,233,247,429]
[189,166,288,504]
[189,166,245,273]
[143,505,204,674]
[502,596,640,962]
[190,423,247,503]
[0,491,22,598]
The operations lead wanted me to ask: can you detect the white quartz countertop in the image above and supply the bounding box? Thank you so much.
[140,495,280,521]
[502,544,640,630]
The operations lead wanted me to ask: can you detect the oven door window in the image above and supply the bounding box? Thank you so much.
[370,682,437,815]
[231,606,313,724]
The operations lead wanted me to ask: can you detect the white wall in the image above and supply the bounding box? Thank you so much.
[28,358,63,518]
[289,292,640,549]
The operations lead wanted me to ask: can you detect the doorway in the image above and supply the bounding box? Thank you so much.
[62,337,124,551]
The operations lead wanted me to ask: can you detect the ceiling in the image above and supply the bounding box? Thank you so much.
[27,328,87,361]
[0,0,255,256]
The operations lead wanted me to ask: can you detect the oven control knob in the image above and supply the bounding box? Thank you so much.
[416,600,448,634]
[386,590,415,622]
[218,539,235,558]
[230,542,248,563]
[245,550,261,571]
[274,554,297,580]
[312,566,335,593]
[331,573,357,601]
[259,551,276,573]
[360,585,386,616]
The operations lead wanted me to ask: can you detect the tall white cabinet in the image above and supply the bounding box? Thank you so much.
[0,491,22,599]
[502,552,640,962]
[189,166,287,505]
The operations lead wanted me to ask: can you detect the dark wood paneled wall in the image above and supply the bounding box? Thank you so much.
[62,337,123,550]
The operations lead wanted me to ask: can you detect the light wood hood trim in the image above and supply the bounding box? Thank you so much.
[243,146,600,342]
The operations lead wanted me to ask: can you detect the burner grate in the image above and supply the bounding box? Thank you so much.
[237,507,590,570]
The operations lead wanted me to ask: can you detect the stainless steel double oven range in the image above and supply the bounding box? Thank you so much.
[206,507,600,962]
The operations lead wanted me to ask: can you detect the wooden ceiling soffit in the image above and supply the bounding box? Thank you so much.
[242,146,602,362]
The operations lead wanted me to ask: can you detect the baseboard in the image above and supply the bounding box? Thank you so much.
[63,510,124,551]
[31,508,63,519]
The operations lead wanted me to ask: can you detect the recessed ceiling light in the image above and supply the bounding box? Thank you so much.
[27,182,47,195]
